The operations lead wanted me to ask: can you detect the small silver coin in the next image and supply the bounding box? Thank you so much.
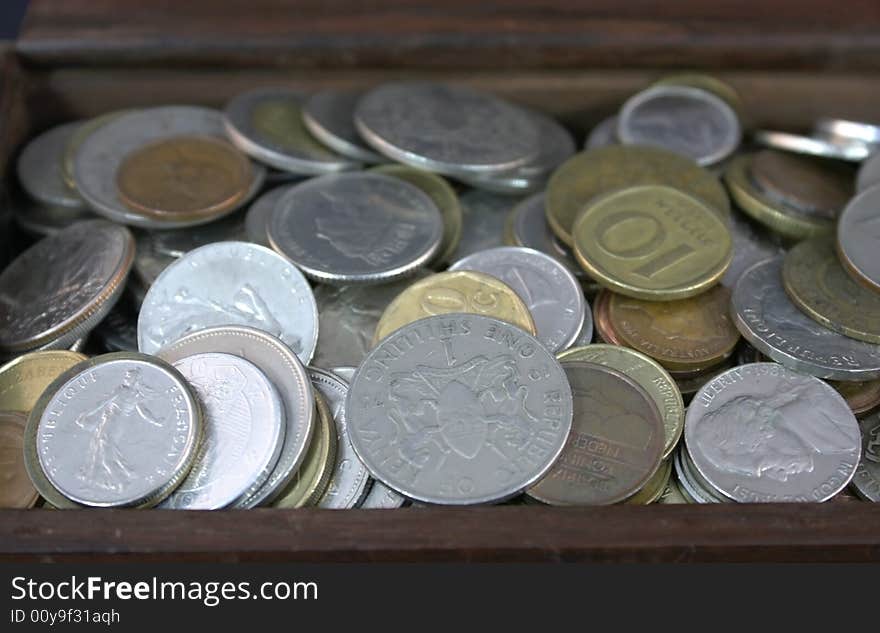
[302,90,385,164]
[753,129,871,162]
[618,85,741,166]
[814,118,880,146]
[584,115,619,149]
[354,81,541,177]
[17,121,86,209]
[851,411,880,502]
[245,185,292,247]
[13,200,94,237]
[838,186,880,292]
[359,479,407,509]
[686,362,861,502]
[720,210,784,288]
[731,258,880,380]
[452,190,519,261]
[34,353,202,507]
[450,246,585,352]
[138,241,318,364]
[159,352,285,509]
[856,152,880,192]
[673,447,722,504]
[268,172,443,284]
[311,367,370,509]
[346,314,573,505]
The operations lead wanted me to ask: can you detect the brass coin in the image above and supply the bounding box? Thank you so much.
[623,459,671,505]
[372,270,537,345]
[592,289,624,345]
[546,145,730,246]
[783,237,880,344]
[607,285,740,372]
[63,110,134,190]
[0,411,39,508]
[572,185,732,300]
[652,74,744,118]
[657,474,690,504]
[829,379,880,416]
[0,350,88,413]
[116,135,253,220]
[558,344,684,459]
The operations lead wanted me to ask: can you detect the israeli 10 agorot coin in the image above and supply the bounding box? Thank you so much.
[837,185,880,293]
[347,314,573,505]
[686,363,861,502]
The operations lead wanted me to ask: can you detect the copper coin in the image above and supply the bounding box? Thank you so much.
[592,289,624,345]
[829,379,880,416]
[0,411,39,508]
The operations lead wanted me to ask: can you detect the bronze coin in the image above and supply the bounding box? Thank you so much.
[829,379,880,416]
[0,411,39,508]
[592,289,624,346]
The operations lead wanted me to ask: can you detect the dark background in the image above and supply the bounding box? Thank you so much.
[0,0,27,39]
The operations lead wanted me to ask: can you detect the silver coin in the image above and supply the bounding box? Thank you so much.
[0,219,134,355]
[506,192,587,280]
[354,81,541,177]
[452,190,519,261]
[147,212,247,259]
[838,186,880,292]
[584,115,619,149]
[73,106,266,229]
[346,313,573,505]
[138,241,318,364]
[13,200,94,237]
[130,231,175,301]
[720,210,785,288]
[302,90,385,164]
[815,118,880,146]
[681,446,729,503]
[330,366,356,381]
[245,185,292,247]
[753,129,871,162]
[449,246,585,352]
[159,352,285,509]
[686,362,861,502]
[673,447,722,504]
[311,367,370,509]
[617,85,741,166]
[851,411,880,502]
[155,325,316,507]
[567,307,594,349]
[17,121,86,209]
[268,172,443,284]
[223,88,358,174]
[34,353,202,507]
[856,152,880,192]
[731,258,880,380]
[359,479,407,509]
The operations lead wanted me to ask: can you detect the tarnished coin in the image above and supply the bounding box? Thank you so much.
[0,220,134,355]
[624,459,672,505]
[450,246,585,352]
[159,353,285,509]
[302,90,384,163]
[816,118,880,146]
[837,185,880,293]
[348,314,573,505]
[754,129,872,162]
[360,479,407,509]
[721,209,784,288]
[732,258,880,380]
[0,411,39,508]
[686,362,861,502]
[354,81,540,177]
[851,411,880,502]
[451,190,518,261]
[856,151,880,192]
[584,115,619,149]
[245,185,292,247]
[592,290,624,346]
[0,350,87,413]
[268,172,443,284]
[572,185,732,300]
[617,85,741,166]
[830,379,880,416]
[28,353,202,508]
[223,88,358,174]
[528,361,663,505]
[17,121,86,209]
[138,241,318,363]
[372,270,537,345]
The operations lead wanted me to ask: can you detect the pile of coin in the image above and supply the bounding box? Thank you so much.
[1,75,879,510]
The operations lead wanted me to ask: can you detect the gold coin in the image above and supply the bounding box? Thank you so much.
[624,459,671,505]
[371,164,462,266]
[657,474,690,504]
[829,379,880,416]
[0,350,88,413]
[572,185,732,300]
[63,110,134,190]
[252,99,341,159]
[607,285,740,372]
[0,411,39,508]
[546,145,730,246]
[372,270,537,345]
[558,344,684,459]
[783,237,880,344]
[652,74,744,117]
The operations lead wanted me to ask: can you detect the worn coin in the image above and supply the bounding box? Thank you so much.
[753,129,871,162]
[451,189,518,261]
[837,185,880,293]
[302,89,384,163]
[830,379,880,416]
[720,210,784,288]
[360,479,407,509]
[17,121,86,209]
[349,314,573,505]
[856,152,880,192]
[624,459,671,505]
[0,350,87,413]
[851,411,880,502]
[0,411,39,508]
[584,115,618,149]
[244,185,292,247]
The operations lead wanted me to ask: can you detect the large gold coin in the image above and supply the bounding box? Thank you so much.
[372,271,537,345]
[0,350,88,413]
[546,145,730,246]
[0,411,39,508]
[572,185,732,300]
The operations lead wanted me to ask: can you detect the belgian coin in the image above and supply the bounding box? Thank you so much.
[731,258,880,380]
[721,209,784,288]
[686,362,861,502]
[245,185,292,247]
[814,118,880,146]
[624,459,671,505]
[17,121,86,209]
[0,220,134,355]
[584,115,618,149]
[451,190,518,261]
[830,379,880,416]
[753,129,871,162]
[0,350,87,413]
[138,241,318,364]
[837,185,880,293]
[359,479,407,509]
[12,200,93,237]
[0,411,39,508]
[348,314,573,505]
[302,90,384,163]
[268,172,443,284]
[851,411,880,502]
[527,361,663,505]
[159,353,285,509]
[856,152,880,192]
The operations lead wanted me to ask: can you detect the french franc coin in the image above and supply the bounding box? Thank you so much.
[347,314,573,505]
[16,121,86,210]
[837,186,880,293]
[686,362,861,502]
[302,90,384,163]
[156,325,315,507]
[856,152,880,192]
[731,258,880,381]
[138,241,318,363]
[451,190,520,261]
[851,411,880,502]
[0,412,39,508]
[268,172,443,284]
[0,350,87,413]
[753,129,871,162]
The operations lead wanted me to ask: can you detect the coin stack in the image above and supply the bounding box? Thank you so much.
[1,75,878,510]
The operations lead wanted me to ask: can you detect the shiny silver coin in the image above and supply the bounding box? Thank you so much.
[618,85,741,166]
[452,190,519,261]
[302,90,385,164]
[856,152,880,192]
[851,411,880,502]
[815,118,880,146]
[268,172,443,284]
[567,307,594,349]
[838,186,880,292]
[359,479,407,509]
[686,362,861,502]
[0,219,134,355]
[681,446,729,503]
[310,367,370,509]
[720,210,784,288]
[146,213,247,259]
[330,366,356,382]
[73,106,266,229]
[731,258,880,380]
[673,447,722,504]
[354,81,541,177]
[156,325,316,507]
[346,314,573,505]
[584,115,619,149]
[223,88,358,174]
[753,129,871,162]
[507,192,588,280]
[450,246,585,352]
[159,352,285,509]
[12,199,94,238]
[138,241,318,364]
[33,352,202,507]
[245,185,292,247]
[17,121,86,209]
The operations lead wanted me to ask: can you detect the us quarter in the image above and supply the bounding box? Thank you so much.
[851,411,880,502]
[302,90,384,163]
[17,121,86,209]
